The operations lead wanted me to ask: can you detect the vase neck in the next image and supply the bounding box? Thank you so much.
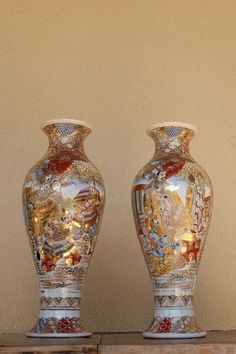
[43,122,91,160]
[149,125,196,160]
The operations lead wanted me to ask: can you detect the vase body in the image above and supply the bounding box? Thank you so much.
[22,119,105,337]
[131,122,213,338]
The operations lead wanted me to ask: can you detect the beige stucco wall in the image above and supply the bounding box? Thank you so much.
[0,0,235,333]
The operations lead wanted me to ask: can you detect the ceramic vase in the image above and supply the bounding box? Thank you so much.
[22,119,105,337]
[131,122,213,338]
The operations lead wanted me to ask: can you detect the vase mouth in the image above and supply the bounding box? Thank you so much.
[146,121,199,136]
[41,118,92,132]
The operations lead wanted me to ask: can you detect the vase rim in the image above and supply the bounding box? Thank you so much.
[146,121,199,135]
[41,118,92,131]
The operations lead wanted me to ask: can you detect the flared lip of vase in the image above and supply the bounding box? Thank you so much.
[41,118,92,131]
[146,121,199,136]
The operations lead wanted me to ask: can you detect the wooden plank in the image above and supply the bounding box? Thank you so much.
[0,333,101,353]
[99,344,236,354]
[101,331,236,345]
[99,331,236,354]
[0,352,93,354]
[2,332,236,353]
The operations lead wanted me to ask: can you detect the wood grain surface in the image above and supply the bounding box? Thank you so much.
[1,332,236,354]
[0,333,100,353]
[99,331,236,354]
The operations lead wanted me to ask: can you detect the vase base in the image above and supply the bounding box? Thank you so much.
[143,331,207,339]
[25,331,92,338]
[26,314,92,337]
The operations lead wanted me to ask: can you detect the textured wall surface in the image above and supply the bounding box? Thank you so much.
[0,0,236,333]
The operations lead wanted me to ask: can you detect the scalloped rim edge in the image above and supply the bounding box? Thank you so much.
[146,121,199,136]
[25,331,92,338]
[41,118,92,131]
[143,331,207,339]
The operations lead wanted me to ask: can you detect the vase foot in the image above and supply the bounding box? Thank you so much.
[144,314,206,339]
[143,331,207,339]
[26,315,92,337]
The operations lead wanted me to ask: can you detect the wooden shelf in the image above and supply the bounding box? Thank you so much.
[0,333,100,353]
[100,332,236,353]
[1,331,236,353]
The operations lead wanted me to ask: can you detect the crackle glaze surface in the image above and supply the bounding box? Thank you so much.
[22,121,105,337]
[132,124,213,338]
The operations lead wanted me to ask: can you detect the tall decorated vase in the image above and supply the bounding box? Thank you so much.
[131,122,213,338]
[22,119,105,337]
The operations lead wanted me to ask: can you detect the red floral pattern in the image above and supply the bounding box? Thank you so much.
[181,240,200,262]
[163,160,185,178]
[42,252,57,272]
[49,160,72,174]
[65,250,81,266]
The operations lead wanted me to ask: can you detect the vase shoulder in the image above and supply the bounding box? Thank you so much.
[24,155,104,189]
[134,156,211,184]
